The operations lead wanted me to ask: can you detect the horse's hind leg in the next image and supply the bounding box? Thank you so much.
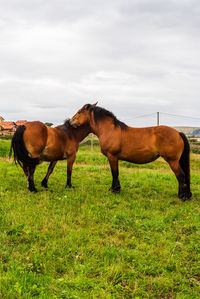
[41,161,57,188]
[27,165,37,192]
[22,163,29,178]
[167,159,191,201]
[22,163,33,191]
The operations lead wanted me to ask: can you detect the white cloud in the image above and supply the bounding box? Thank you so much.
[0,0,200,126]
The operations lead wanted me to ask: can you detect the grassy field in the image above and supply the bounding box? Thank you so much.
[0,140,200,298]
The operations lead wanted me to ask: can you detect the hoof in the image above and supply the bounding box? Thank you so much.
[179,191,192,201]
[29,187,38,193]
[66,184,75,189]
[109,186,121,193]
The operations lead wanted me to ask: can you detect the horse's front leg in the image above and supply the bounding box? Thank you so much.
[41,161,57,188]
[66,153,76,188]
[107,154,121,193]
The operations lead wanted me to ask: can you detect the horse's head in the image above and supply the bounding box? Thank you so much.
[69,102,98,127]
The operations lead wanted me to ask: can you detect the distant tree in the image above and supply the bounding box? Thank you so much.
[45,122,53,127]
[0,116,5,122]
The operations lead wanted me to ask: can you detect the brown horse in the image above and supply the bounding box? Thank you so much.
[70,103,192,201]
[10,120,91,192]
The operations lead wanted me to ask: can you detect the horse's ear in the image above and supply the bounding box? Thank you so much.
[84,102,97,110]
[84,104,91,110]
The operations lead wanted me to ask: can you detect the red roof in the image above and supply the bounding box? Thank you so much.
[15,120,27,126]
[0,122,16,130]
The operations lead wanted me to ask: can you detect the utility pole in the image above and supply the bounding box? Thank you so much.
[91,134,94,151]
[157,112,160,126]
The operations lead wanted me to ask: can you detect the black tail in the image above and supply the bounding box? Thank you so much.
[10,125,39,167]
[179,132,191,191]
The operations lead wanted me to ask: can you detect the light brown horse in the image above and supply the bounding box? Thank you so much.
[70,103,192,201]
[10,120,91,192]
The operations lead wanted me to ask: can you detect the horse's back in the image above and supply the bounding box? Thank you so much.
[40,126,70,161]
[23,121,48,157]
[153,125,183,146]
[153,125,184,160]
[124,125,182,147]
[24,121,70,160]
[119,125,184,163]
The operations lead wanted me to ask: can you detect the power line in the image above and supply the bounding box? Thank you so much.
[129,112,200,121]
[132,112,157,119]
[160,112,200,121]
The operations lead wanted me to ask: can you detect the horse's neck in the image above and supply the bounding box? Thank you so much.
[71,126,91,143]
[89,117,114,138]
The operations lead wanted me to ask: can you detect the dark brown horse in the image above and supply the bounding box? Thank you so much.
[70,103,192,201]
[10,120,91,192]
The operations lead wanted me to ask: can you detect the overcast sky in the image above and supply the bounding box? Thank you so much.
[1,0,200,127]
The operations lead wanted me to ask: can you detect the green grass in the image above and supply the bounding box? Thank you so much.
[0,141,200,298]
[0,139,11,157]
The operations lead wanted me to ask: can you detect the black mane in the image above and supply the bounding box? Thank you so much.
[56,119,72,138]
[87,105,127,129]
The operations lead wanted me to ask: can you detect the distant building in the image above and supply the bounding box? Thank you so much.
[0,116,27,135]
[0,121,16,134]
[0,119,27,135]
[15,120,27,126]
